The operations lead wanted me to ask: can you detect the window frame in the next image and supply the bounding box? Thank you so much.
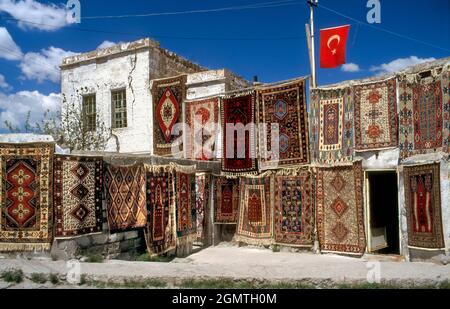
[82,94,97,132]
[111,88,127,129]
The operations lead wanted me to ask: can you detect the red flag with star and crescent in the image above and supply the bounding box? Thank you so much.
[319,25,350,68]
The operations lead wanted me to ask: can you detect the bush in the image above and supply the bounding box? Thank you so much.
[1,269,24,284]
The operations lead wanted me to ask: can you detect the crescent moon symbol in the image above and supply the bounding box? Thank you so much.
[327,35,340,49]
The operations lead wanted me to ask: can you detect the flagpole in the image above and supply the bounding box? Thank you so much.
[307,0,318,88]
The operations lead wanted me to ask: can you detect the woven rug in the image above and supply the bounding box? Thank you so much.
[354,78,398,150]
[195,174,209,242]
[316,162,366,255]
[221,91,257,175]
[176,172,196,237]
[310,87,354,164]
[274,171,314,247]
[0,143,54,251]
[185,98,219,160]
[257,79,309,169]
[442,67,450,153]
[144,167,176,256]
[214,177,239,224]
[104,163,147,232]
[403,163,444,249]
[54,155,103,238]
[152,75,187,156]
[236,175,274,245]
[399,75,448,158]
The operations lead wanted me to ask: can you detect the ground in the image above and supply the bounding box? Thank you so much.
[0,244,449,289]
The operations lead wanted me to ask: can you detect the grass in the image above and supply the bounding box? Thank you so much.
[30,273,47,284]
[84,254,104,263]
[135,253,174,263]
[49,274,60,285]
[1,269,24,284]
[272,245,281,253]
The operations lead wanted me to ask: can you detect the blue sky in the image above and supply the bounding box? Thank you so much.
[0,0,449,131]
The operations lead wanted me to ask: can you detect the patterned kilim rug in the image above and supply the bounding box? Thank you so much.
[0,143,54,251]
[257,78,309,169]
[214,177,239,224]
[195,174,209,242]
[274,170,314,247]
[310,87,354,164]
[316,162,366,255]
[442,67,450,153]
[403,163,444,249]
[144,166,176,256]
[185,97,219,160]
[104,163,147,232]
[221,91,258,175]
[152,75,187,156]
[175,172,196,237]
[236,175,274,245]
[399,73,449,158]
[54,155,103,238]
[354,78,398,151]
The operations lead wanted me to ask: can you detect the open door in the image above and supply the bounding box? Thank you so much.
[366,171,400,255]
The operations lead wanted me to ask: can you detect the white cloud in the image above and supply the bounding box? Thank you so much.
[370,56,436,75]
[19,46,76,83]
[0,27,23,60]
[341,63,360,73]
[97,40,123,49]
[0,0,70,31]
[0,74,11,90]
[0,90,60,130]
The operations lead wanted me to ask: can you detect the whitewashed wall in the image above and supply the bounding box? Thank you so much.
[61,49,152,154]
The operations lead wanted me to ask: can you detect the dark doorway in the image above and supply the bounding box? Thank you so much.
[367,171,400,255]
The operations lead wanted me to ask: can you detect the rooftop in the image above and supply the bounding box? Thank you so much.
[60,38,206,72]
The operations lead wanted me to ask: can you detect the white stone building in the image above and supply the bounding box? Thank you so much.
[60,38,247,154]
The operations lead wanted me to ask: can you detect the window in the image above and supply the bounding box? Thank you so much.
[82,95,96,132]
[112,89,127,128]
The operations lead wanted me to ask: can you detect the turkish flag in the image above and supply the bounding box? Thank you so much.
[319,25,350,68]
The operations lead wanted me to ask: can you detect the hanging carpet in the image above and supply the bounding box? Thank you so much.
[214,177,240,224]
[274,170,314,247]
[403,163,445,249]
[257,78,310,169]
[0,143,54,251]
[104,163,147,232]
[152,75,187,156]
[236,175,274,245]
[54,155,103,238]
[316,162,366,255]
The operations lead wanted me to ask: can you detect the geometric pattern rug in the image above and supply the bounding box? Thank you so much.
[104,163,147,232]
[316,162,366,255]
[144,167,176,257]
[175,172,196,237]
[152,75,187,157]
[214,177,239,224]
[185,97,219,160]
[236,175,274,245]
[257,78,310,169]
[399,75,448,159]
[354,78,398,151]
[54,155,103,238]
[310,87,354,164]
[274,170,314,247]
[0,143,54,251]
[221,91,258,175]
[194,174,209,243]
[403,163,445,249]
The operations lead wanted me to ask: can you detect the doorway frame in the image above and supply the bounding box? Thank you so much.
[363,168,403,256]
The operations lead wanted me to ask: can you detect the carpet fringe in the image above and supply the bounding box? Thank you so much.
[0,243,51,252]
